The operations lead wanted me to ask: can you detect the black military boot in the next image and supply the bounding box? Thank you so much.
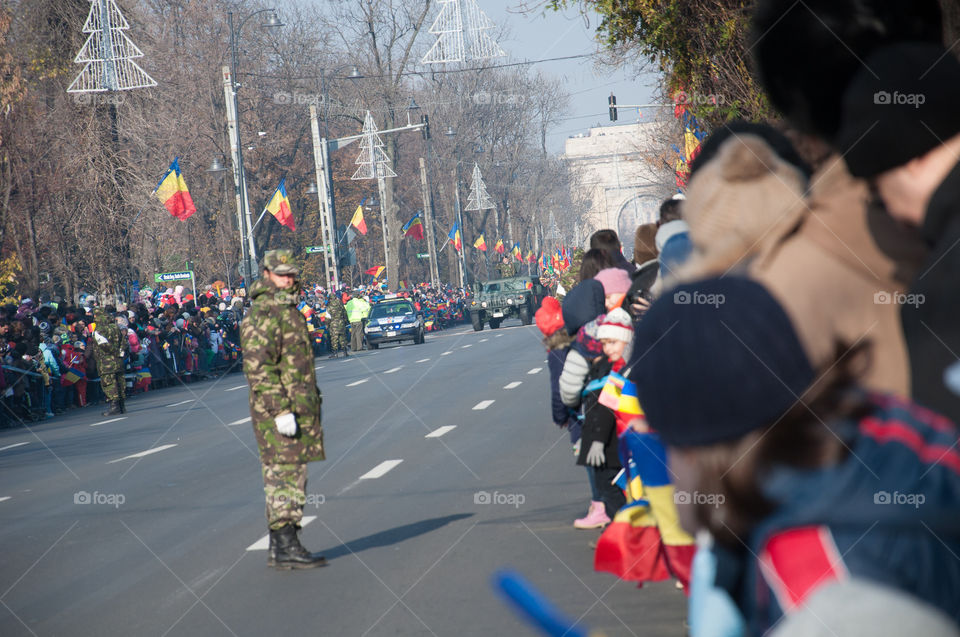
[272,524,327,569]
[118,397,126,414]
[267,528,279,567]
[102,401,122,417]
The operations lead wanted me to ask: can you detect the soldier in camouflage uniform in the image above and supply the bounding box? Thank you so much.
[324,293,349,359]
[93,305,126,416]
[556,248,585,299]
[241,250,327,569]
[496,256,516,278]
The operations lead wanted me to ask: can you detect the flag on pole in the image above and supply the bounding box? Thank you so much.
[402,213,424,240]
[526,250,536,263]
[153,158,196,221]
[494,239,505,254]
[512,243,522,262]
[448,222,462,253]
[350,204,368,235]
[265,177,295,231]
[365,265,385,279]
[473,234,487,251]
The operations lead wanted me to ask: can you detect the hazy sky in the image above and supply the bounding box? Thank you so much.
[480,1,661,153]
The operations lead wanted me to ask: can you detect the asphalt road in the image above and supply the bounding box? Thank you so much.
[0,320,686,637]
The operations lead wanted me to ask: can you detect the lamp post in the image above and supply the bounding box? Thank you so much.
[224,8,283,284]
[444,125,469,288]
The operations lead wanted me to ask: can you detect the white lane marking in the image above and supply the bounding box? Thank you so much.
[346,378,369,387]
[461,344,472,349]
[90,417,127,427]
[225,385,247,392]
[359,459,403,480]
[527,367,542,375]
[0,496,10,503]
[107,443,178,464]
[441,351,452,356]
[228,417,251,426]
[384,366,403,374]
[479,338,489,342]
[0,442,29,452]
[247,516,317,551]
[167,399,195,407]
[495,334,503,338]
[416,358,430,363]
[504,381,522,390]
[426,426,456,438]
[472,400,495,411]
[314,365,325,371]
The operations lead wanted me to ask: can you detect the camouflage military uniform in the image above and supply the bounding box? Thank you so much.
[92,308,126,407]
[325,295,348,355]
[496,260,516,278]
[557,248,585,298]
[241,254,324,532]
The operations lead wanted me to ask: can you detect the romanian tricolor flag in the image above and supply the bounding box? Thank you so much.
[351,204,368,235]
[264,178,295,231]
[494,239,505,254]
[402,213,424,240]
[153,158,196,221]
[448,222,462,253]
[512,243,522,262]
[473,234,487,251]
[526,250,535,263]
[595,430,695,590]
[365,265,385,279]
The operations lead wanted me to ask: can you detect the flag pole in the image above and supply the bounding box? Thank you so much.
[246,208,268,244]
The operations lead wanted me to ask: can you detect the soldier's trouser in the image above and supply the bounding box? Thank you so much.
[329,323,347,353]
[262,462,307,530]
[350,322,364,351]
[100,366,125,402]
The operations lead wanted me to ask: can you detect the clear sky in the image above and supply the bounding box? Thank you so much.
[481,0,661,153]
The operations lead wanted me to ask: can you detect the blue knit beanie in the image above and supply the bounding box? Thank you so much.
[628,276,815,447]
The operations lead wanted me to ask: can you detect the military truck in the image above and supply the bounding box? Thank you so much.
[469,275,547,331]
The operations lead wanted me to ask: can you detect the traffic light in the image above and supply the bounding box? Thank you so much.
[421,114,430,140]
[608,93,618,122]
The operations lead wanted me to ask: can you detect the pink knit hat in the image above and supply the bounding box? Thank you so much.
[594,268,632,295]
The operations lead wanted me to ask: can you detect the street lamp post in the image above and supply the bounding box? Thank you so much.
[224,8,283,284]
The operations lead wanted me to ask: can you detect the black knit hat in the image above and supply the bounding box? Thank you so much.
[627,277,814,448]
[837,42,960,178]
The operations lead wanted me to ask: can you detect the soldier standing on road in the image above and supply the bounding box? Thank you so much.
[325,292,349,359]
[241,250,327,569]
[496,256,516,278]
[93,304,126,416]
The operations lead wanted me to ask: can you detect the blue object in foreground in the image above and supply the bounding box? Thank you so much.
[493,569,590,637]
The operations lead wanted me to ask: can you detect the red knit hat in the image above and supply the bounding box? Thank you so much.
[535,296,564,337]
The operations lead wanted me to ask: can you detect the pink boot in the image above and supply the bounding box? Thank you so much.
[574,501,611,529]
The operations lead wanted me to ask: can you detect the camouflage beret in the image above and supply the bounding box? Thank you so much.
[262,249,299,275]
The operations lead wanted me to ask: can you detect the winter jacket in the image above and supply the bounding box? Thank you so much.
[575,356,621,470]
[559,317,605,408]
[561,279,605,336]
[547,347,580,443]
[902,159,960,422]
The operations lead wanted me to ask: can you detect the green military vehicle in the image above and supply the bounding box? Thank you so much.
[469,275,547,331]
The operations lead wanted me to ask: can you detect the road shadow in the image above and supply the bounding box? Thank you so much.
[318,513,473,560]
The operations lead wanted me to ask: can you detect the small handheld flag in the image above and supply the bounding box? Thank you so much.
[512,243,522,262]
[265,178,295,231]
[473,234,487,251]
[154,158,196,221]
[526,250,535,263]
[448,222,462,253]
[350,204,368,235]
[494,239,505,254]
[402,213,424,240]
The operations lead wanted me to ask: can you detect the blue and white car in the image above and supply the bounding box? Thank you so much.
[363,299,425,348]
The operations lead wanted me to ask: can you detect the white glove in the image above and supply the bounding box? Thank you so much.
[585,441,606,467]
[93,331,109,345]
[275,412,297,437]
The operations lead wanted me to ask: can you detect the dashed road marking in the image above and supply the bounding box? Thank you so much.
[472,400,495,411]
[346,378,369,387]
[247,516,317,551]
[0,442,29,452]
[384,366,403,374]
[314,365,325,371]
[167,399,195,407]
[360,459,403,480]
[441,351,452,356]
[527,367,542,375]
[479,338,488,342]
[461,344,472,349]
[426,426,456,438]
[225,385,247,392]
[0,496,9,503]
[227,417,251,426]
[90,417,127,427]
[107,444,178,464]
[504,381,522,390]
[416,358,430,363]
[495,334,503,338]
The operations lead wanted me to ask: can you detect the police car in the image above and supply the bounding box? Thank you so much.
[363,296,425,348]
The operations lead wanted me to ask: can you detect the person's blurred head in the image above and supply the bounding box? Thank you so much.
[658,195,684,225]
[594,267,631,310]
[589,229,622,261]
[751,0,943,140]
[690,120,811,179]
[597,307,633,362]
[632,223,659,265]
[578,248,614,282]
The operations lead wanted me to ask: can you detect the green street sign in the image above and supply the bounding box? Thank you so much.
[154,271,193,283]
[416,253,430,259]
[306,246,327,254]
